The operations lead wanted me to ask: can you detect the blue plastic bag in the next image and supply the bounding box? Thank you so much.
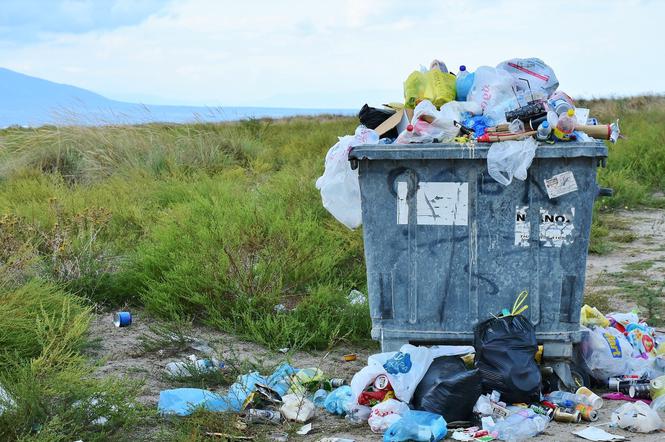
[383,410,447,442]
[158,388,228,416]
[324,385,353,415]
[158,363,296,416]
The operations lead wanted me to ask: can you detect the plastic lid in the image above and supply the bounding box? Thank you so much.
[459,65,467,71]
[406,124,414,132]
[566,108,575,117]
[542,121,549,128]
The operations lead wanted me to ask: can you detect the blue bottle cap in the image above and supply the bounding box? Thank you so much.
[542,121,549,128]
[459,65,467,71]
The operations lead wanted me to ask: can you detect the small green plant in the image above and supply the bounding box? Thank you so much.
[636,282,665,326]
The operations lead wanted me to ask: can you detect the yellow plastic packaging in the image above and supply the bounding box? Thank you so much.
[580,305,610,328]
[403,70,456,109]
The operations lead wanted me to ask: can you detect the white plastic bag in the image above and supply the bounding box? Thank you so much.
[368,399,410,433]
[351,344,434,404]
[467,66,516,123]
[497,58,559,99]
[486,137,537,186]
[406,99,482,143]
[315,126,378,229]
[579,326,634,380]
[611,401,663,433]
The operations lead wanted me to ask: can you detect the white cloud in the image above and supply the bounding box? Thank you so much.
[0,0,661,107]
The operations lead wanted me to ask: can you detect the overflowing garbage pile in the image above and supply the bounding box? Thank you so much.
[316,57,623,229]
[156,302,665,441]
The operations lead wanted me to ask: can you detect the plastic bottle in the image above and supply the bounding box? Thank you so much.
[544,390,591,407]
[455,65,475,101]
[553,108,576,141]
[536,121,551,141]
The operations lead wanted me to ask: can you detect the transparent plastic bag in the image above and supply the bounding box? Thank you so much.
[467,66,516,123]
[579,326,634,380]
[612,401,663,433]
[497,58,559,99]
[486,137,537,186]
[315,126,378,229]
[383,410,447,442]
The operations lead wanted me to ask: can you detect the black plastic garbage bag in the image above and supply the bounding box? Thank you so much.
[411,356,481,423]
[474,314,541,403]
[358,104,398,138]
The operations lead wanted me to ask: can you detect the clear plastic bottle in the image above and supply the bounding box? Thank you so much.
[545,390,591,407]
[553,108,576,141]
[456,65,475,101]
[536,121,552,141]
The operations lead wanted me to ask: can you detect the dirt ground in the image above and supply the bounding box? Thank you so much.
[89,209,665,441]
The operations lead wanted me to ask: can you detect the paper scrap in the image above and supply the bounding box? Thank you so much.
[297,423,313,435]
[544,171,578,199]
[573,426,626,441]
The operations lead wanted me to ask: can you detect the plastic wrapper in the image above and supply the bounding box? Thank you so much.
[625,323,657,357]
[368,399,410,433]
[383,410,447,442]
[411,356,481,423]
[497,57,559,99]
[486,137,538,186]
[315,125,378,229]
[473,314,541,404]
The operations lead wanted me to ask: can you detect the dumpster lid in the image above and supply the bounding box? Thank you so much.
[349,140,608,161]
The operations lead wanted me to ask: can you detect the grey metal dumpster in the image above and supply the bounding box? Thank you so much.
[349,141,609,386]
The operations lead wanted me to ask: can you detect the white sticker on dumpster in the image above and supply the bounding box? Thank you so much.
[415,182,468,226]
[544,171,578,199]
[539,208,575,247]
[515,206,530,247]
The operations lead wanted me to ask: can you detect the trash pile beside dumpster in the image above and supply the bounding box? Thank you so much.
[155,303,665,440]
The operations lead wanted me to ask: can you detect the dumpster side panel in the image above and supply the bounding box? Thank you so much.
[355,144,604,351]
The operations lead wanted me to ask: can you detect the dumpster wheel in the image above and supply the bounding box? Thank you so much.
[543,363,590,392]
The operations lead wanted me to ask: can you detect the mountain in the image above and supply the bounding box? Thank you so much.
[0,68,354,127]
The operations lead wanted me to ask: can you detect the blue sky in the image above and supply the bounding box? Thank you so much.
[0,0,662,108]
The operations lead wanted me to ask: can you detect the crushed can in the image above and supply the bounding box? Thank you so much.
[575,404,598,422]
[553,407,581,423]
[330,378,347,388]
[246,409,281,425]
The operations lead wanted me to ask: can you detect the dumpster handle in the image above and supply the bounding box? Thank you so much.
[597,187,614,198]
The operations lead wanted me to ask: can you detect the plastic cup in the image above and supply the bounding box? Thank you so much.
[576,386,603,409]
